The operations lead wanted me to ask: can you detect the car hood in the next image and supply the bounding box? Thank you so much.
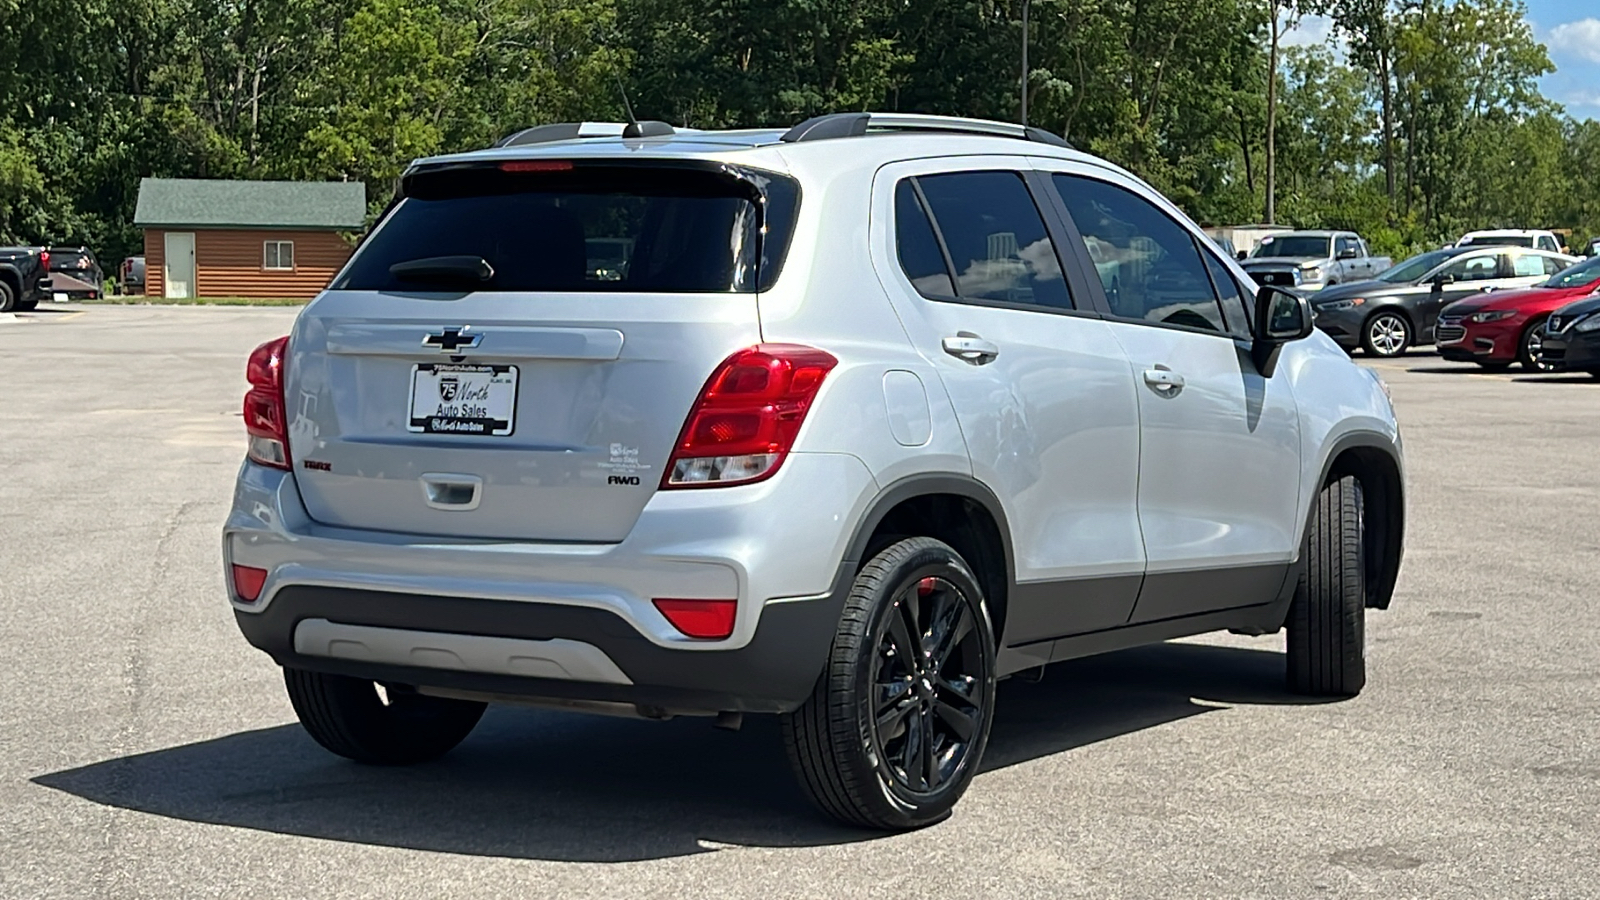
[1553,292,1600,319]
[1242,256,1325,268]
[1313,279,1390,300]
[1455,284,1595,314]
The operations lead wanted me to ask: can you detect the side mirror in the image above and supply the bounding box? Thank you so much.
[1432,272,1456,286]
[1252,285,1314,377]
[1338,247,1358,260]
[1236,250,1249,261]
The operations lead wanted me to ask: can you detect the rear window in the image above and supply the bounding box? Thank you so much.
[336,164,798,293]
[1462,235,1534,248]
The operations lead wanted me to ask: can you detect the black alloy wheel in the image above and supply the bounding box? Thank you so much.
[784,537,997,830]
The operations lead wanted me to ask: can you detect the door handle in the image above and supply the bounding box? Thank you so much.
[1142,366,1185,395]
[942,333,1000,365]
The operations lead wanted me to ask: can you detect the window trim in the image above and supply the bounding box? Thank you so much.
[1045,170,1236,340]
[889,170,1093,317]
[263,240,295,271]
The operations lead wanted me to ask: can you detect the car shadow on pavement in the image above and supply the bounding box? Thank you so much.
[34,641,1311,862]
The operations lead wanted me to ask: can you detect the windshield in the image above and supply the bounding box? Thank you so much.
[336,164,797,293]
[1461,235,1534,248]
[1543,255,1600,289]
[1252,235,1331,258]
[1380,250,1459,283]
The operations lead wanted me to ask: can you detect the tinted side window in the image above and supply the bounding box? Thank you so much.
[1201,249,1253,339]
[915,172,1073,310]
[1053,174,1227,333]
[894,181,955,298]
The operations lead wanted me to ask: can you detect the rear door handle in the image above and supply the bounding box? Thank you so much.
[942,333,1000,365]
[1143,367,1185,394]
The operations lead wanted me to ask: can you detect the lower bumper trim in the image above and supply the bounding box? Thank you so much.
[293,618,633,685]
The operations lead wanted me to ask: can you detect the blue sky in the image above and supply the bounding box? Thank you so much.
[1287,0,1599,120]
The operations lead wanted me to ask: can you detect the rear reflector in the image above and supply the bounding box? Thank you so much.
[652,598,738,640]
[232,564,269,603]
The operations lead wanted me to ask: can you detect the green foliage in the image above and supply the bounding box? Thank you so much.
[0,0,1595,261]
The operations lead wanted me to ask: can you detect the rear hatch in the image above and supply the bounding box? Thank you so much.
[285,157,798,542]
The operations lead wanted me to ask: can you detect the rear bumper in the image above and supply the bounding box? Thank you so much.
[236,577,849,714]
[225,453,879,712]
[1541,330,1600,370]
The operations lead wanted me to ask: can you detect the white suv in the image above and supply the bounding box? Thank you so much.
[224,113,1405,830]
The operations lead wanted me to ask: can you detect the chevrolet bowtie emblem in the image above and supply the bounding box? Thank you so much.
[422,327,481,353]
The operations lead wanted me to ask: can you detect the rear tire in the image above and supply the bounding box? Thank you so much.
[0,280,14,312]
[783,537,997,830]
[1287,476,1367,697]
[284,668,486,765]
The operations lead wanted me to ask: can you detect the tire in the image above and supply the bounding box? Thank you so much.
[1286,475,1366,697]
[0,280,14,312]
[284,667,486,765]
[783,537,998,830]
[15,298,38,311]
[1517,318,1554,372]
[1361,311,1410,358]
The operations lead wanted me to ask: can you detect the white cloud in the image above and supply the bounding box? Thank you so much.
[1548,18,1600,64]
[1560,88,1600,110]
[1281,15,1335,48]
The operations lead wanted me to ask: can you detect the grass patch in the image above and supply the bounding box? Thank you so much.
[86,295,308,307]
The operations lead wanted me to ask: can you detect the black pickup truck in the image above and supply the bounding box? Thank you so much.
[1,247,54,312]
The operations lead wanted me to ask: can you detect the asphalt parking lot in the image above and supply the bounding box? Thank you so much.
[2,304,1597,898]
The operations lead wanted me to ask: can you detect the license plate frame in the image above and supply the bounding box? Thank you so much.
[407,363,519,436]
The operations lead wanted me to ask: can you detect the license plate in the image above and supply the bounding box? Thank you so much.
[407,364,518,436]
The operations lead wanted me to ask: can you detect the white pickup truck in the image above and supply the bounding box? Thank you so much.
[1240,230,1391,293]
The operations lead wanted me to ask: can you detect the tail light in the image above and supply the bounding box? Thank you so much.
[244,336,291,469]
[662,344,837,488]
[39,250,49,269]
[652,598,737,639]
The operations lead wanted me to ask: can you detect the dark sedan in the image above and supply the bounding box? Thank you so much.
[1540,295,1600,378]
[1309,246,1574,357]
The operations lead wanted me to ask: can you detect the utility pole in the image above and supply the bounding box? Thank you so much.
[1020,0,1031,125]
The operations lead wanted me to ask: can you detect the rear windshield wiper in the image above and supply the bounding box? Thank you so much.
[388,255,495,286]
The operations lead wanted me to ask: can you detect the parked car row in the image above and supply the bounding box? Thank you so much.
[0,246,53,311]
[1302,242,1600,377]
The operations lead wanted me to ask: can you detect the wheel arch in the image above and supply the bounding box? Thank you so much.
[1317,433,1405,610]
[842,474,1015,642]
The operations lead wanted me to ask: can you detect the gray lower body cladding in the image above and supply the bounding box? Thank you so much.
[236,568,851,715]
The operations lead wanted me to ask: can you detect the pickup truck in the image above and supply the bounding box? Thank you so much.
[1240,230,1391,293]
[1,247,53,312]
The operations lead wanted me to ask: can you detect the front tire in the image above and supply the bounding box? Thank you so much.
[783,537,998,830]
[1287,476,1367,697]
[0,280,14,312]
[1517,318,1554,372]
[284,668,486,765]
[1361,311,1411,358]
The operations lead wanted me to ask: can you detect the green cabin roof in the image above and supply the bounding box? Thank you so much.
[134,178,366,230]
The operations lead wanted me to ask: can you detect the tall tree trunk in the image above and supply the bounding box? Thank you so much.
[1379,45,1395,207]
[1238,108,1256,192]
[1265,2,1279,224]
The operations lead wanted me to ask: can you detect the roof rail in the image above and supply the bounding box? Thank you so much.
[780,113,1073,149]
[494,120,677,148]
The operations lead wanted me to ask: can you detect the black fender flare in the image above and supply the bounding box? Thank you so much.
[1305,430,1406,610]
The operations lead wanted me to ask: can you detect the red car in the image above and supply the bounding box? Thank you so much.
[1437,255,1600,370]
